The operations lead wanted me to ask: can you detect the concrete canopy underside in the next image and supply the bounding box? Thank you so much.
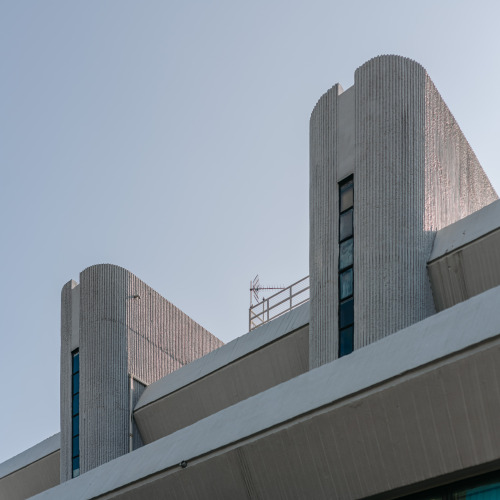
[135,305,310,442]
[0,434,60,500]
[33,287,500,500]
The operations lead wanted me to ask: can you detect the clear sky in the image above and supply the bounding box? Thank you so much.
[1,0,499,464]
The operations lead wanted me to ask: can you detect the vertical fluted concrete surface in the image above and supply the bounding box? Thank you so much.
[310,55,498,367]
[355,56,431,347]
[60,280,77,483]
[79,265,129,475]
[309,84,342,369]
[424,75,497,230]
[61,264,223,478]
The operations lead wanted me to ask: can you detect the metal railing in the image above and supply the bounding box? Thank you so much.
[249,276,309,331]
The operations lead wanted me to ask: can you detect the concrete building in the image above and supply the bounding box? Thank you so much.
[1,55,500,499]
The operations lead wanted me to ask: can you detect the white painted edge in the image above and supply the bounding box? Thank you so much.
[33,285,500,500]
[429,199,500,261]
[135,302,310,410]
[0,433,60,480]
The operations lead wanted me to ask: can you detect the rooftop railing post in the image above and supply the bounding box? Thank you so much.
[248,276,310,331]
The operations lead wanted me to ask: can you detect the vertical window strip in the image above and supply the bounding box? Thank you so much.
[71,350,80,478]
[339,177,354,357]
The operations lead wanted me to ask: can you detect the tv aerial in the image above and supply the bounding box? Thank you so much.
[249,275,285,306]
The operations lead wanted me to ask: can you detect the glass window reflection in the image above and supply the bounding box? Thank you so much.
[340,209,353,241]
[340,181,354,212]
[339,238,353,270]
[339,269,353,300]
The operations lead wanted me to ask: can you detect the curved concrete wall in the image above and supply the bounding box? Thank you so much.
[355,56,432,348]
[60,264,223,480]
[310,55,498,368]
[309,84,342,368]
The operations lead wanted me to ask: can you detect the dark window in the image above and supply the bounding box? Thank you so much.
[340,298,354,329]
[71,350,80,478]
[72,415,79,437]
[72,394,79,416]
[72,373,79,394]
[72,353,79,373]
[339,177,354,358]
[339,326,354,357]
[72,436,79,458]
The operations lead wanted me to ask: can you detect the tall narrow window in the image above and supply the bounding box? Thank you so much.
[339,178,354,357]
[71,350,80,478]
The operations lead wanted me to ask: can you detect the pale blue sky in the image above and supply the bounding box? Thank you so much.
[1,0,499,463]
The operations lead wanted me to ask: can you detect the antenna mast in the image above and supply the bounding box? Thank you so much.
[249,275,286,306]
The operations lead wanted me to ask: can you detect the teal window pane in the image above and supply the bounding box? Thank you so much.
[339,238,353,270]
[340,209,353,241]
[340,298,354,328]
[339,269,353,300]
[72,372,79,395]
[72,456,80,477]
[72,436,79,458]
[339,326,354,357]
[72,415,79,437]
[72,394,79,416]
[72,352,79,374]
[455,482,500,499]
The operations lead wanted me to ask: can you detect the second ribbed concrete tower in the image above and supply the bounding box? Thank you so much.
[309,55,497,368]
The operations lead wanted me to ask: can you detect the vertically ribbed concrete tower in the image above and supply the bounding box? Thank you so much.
[310,55,497,368]
[60,264,223,482]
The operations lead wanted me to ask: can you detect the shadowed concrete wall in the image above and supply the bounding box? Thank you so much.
[0,451,59,500]
[0,434,60,500]
[60,264,223,481]
[310,55,497,368]
[135,325,309,443]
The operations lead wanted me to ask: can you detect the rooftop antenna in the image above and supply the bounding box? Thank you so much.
[250,275,286,306]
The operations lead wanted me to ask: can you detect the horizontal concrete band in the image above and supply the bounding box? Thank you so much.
[134,325,309,443]
[428,228,500,311]
[32,285,500,499]
[429,199,500,261]
[0,434,60,500]
[135,302,310,411]
[0,433,60,480]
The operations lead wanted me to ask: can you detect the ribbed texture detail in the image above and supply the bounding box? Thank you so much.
[126,272,222,384]
[79,264,129,474]
[61,264,223,477]
[59,280,76,483]
[355,56,431,347]
[309,85,341,368]
[424,75,497,231]
[310,55,498,366]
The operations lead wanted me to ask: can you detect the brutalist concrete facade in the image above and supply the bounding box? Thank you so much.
[60,264,223,482]
[4,55,500,500]
[310,55,497,368]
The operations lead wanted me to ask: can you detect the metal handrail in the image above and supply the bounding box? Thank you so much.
[249,276,309,331]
